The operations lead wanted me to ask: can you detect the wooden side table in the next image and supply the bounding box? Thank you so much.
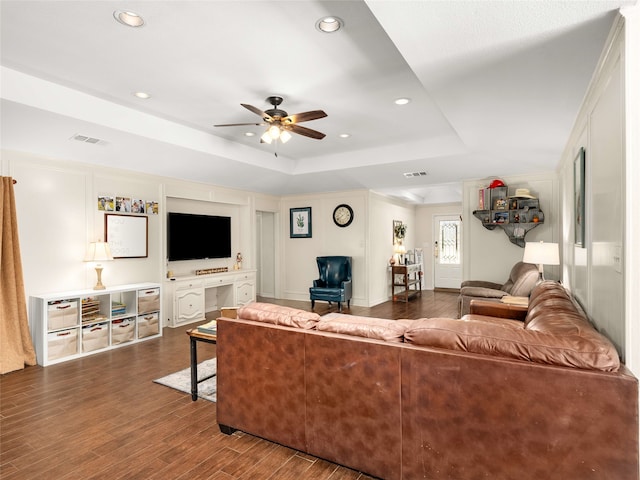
[186,329,217,401]
[391,264,423,302]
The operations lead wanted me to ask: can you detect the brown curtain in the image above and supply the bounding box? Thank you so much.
[1,177,36,374]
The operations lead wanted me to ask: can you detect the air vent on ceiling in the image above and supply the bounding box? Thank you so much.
[71,134,103,144]
[403,171,428,178]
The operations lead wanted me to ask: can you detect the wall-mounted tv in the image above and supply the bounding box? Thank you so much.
[167,212,231,261]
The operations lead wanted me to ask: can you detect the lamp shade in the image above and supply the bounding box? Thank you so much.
[84,241,114,262]
[523,241,559,266]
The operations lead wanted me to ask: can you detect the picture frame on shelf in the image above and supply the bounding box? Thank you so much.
[290,207,312,238]
[414,248,423,266]
[574,147,585,247]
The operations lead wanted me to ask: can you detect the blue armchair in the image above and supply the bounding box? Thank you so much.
[309,256,352,312]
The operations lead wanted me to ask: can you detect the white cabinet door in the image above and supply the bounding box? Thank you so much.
[236,281,255,306]
[174,288,205,325]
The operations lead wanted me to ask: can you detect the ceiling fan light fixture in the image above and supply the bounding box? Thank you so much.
[280,130,292,144]
[316,16,343,33]
[260,131,273,144]
[268,125,281,139]
[113,10,145,27]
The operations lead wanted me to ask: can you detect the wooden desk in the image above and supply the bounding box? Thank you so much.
[391,263,422,302]
[186,329,217,401]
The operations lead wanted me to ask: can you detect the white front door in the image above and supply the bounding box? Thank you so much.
[433,215,462,289]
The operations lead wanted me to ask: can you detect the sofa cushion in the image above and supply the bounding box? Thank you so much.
[237,302,321,329]
[317,313,407,342]
[404,315,620,372]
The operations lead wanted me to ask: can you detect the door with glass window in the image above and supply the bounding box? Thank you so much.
[433,215,462,289]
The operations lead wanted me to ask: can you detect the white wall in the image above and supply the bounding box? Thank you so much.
[279,191,369,305]
[5,151,164,296]
[367,192,415,305]
[557,13,634,366]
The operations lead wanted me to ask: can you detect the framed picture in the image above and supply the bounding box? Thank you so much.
[393,220,404,244]
[290,207,312,238]
[414,248,423,266]
[105,214,148,258]
[574,147,585,247]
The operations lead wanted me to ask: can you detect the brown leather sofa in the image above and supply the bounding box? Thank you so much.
[216,282,638,480]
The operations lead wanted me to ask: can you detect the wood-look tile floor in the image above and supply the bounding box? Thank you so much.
[1,291,459,480]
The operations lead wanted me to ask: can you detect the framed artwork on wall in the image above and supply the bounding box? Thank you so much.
[290,207,312,238]
[105,214,148,258]
[574,147,585,247]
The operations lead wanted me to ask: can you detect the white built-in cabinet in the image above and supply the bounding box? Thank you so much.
[167,270,256,327]
[30,283,161,366]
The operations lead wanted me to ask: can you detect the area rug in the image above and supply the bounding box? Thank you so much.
[153,358,217,402]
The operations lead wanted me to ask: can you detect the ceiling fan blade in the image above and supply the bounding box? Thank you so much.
[287,124,326,140]
[241,103,274,122]
[214,122,265,127]
[283,110,327,124]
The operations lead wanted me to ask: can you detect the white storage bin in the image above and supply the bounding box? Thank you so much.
[82,323,108,352]
[138,288,160,314]
[47,300,79,330]
[111,318,135,345]
[137,312,159,338]
[47,329,78,361]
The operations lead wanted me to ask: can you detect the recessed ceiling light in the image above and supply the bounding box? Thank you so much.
[316,16,343,33]
[395,98,411,105]
[133,91,151,99]
[244,132,255,137]
[113,10,145,27]
[339,133,351,138]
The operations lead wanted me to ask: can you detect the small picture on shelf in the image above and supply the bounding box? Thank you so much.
[510,199,518,210]
[493,212,509,224]
[493,198,508,210]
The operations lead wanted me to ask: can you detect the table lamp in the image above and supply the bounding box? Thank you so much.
[523,241,559,282]
[84,241,114,290]
[394,244,407,265]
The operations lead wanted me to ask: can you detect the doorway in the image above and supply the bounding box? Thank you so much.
[433,215,462,289]
[256,211,276,298]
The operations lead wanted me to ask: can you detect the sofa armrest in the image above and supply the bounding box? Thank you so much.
[460,286,508,299]
[469,299,528,321]
[341,279,352,298]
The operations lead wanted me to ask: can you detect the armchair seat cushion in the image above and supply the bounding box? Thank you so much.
[309,287,345,299]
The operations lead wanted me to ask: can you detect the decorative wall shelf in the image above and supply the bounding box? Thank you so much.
[473,186,544,247]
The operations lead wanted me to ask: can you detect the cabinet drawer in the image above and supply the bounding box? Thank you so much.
[47,301,79,330]
[47,329,78,361]
[82,323,109,352]
[137,312,159,338]
[111,318,135,345]
[138,288,160,314]
[176,280,203,290]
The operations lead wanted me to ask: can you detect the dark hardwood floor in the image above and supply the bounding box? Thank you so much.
[1,291,459,480]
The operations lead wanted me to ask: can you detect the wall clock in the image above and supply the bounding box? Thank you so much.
[333,204,354,227]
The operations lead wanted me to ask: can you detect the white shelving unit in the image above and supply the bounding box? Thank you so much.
[30,283,161,366]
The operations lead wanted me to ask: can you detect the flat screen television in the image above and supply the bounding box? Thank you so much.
[167,212,231,261]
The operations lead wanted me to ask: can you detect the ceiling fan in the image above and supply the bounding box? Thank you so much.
[214,96,327,144]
